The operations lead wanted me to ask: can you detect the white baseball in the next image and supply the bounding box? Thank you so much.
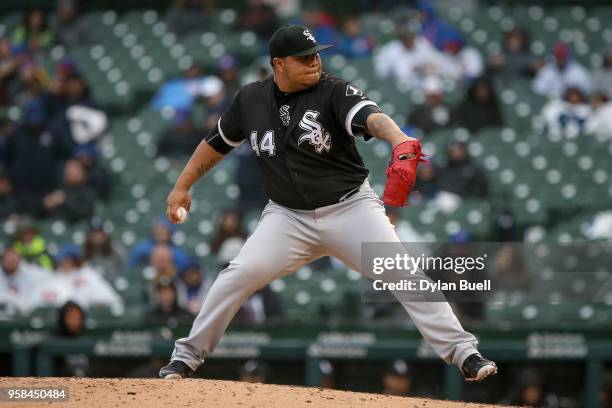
[176,207,188,223]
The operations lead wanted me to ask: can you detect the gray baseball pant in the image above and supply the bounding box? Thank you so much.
[171,180,479,370]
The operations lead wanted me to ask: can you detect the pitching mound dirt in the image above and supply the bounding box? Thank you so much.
[1,377,514,407]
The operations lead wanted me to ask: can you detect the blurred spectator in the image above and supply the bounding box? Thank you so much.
[12,60,50,108]
[54,301,92,377]
[235,286,283,324]
[592,49,612,99]
[5,97,73,217]
[406,76,452,134]
[145,280,193,325]
[202,81,230,131]
[317,359,335,389]
[218,54,241,98]
[382,360,413,396]
[239,359,269,383]
[437,35,484,82]
[235,144,267,213]
[128,217,189,270]
[0,39,23,106]
[436,141,488,198]
[151,66,224,114]
[533,42,591,98]
[55,0,99,48]
[500,367,560,407]
[42,158,98,222]
[238,59,272,85]
[156,111,203,158]
[166,0,214,37]
[13,219,54,270]
[210,209,247,255]
[494,208,518,242]
[187,61,232,134]
[490,243,531,291]
[413,162,438,201]
[82,217,128,281]
[12,8,53,52]
[0,169,18,219]
[53,245,123,312]
[176,259,208,315]
[28,244,124,312]
[587,93,612,140]
[374,31,441,88]
[488,28,538,81]
[236,0,279,40]
[74,144,111,200]
[48,64,107,146]
[451,77,503,132]
[0,247,52,313]
[295,5,337,47]
[149,244,178,281]
[417,0,462,51]
[56,300,86,337]
[541,87,591,139]
[336,16,375,59]
[144,244,178,306]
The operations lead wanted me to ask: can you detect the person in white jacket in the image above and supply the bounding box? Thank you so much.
[436,38,483,82]
[533,42,591,98]
[26,244,124,315]
[0,246,53,314]
[374,30,443,88]
[586,93,612,140]
[541,87,592,139]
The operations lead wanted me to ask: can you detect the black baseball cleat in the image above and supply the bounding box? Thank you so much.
[159,360,194,379]
[461,353,498,383]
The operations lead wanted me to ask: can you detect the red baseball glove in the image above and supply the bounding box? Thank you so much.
[383,139,427,207]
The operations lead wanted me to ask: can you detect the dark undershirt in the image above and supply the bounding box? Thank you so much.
[273,82,291,105]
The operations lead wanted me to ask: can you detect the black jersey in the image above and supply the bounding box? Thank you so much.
[214,73,379,210]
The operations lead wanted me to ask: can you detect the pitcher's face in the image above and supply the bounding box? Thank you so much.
[275,53,323,90]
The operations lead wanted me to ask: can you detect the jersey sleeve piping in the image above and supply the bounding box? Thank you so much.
[345,100,379,137]
[218,116,245,147]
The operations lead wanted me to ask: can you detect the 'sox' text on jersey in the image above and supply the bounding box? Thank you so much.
[297,110,332,154]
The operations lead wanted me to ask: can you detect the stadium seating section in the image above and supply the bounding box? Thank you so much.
[1,5,611,330]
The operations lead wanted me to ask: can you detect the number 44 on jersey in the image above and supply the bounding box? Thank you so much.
[250,130,276,156]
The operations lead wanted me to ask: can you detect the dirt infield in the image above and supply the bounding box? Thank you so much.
[0,377,514,408]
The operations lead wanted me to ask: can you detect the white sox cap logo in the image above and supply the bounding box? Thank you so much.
[303,29,316,43]
[298,110,332,154]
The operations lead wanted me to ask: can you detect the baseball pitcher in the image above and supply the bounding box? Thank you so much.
[159,25,497,383]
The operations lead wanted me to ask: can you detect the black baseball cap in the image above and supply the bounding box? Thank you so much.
[269,24,333,59]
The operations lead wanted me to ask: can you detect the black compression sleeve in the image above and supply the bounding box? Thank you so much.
[351,104,381,141]
[204,124,234,155]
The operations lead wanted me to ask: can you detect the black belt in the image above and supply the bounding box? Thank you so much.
[338,185,361,203]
